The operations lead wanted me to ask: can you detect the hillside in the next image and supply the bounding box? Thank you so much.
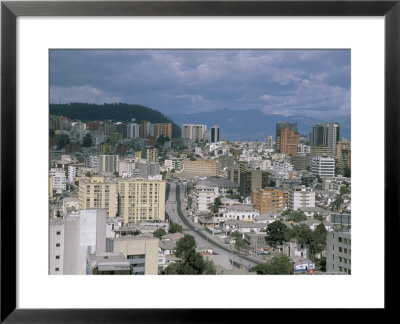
[49,103,181,138]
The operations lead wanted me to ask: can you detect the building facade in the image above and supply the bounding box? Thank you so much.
[311,156,335,178]
[288,186,316,210]
[252,188,285,213]
[326,230,351,274]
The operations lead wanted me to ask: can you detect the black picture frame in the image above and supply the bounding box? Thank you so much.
[1,0,398,322]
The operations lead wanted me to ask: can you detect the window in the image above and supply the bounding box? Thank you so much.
[56,255,60,259]
[56,243,60,247]
[338,237,343,243]
[339,266,342,272]
[55,268,60,272]
[56,231,61,235]
[339,247,342,253]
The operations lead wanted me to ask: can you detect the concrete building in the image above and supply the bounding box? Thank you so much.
[164,158,183,171]
[311,122,341,155]
[49,219,65,275]
[240,170,269,198]
[252,188,285,214]
[276,122,297,152]
[87,252,132,275]
[106,236,159,275]
[154,123,172,139]
[126,123,140,139]
[183,159,220,177]
[78,177,118,217]
[99,155,119,174]
[181,124,207,141]
[193,184,219,212]
[288,186,315,210]
[273,159,293,178]
[227,162,247,184]
[326,230,351,274]
[336,140,351,169]
[142,147,158,163]
[264,136,273,149]
[118,179,166,224]
[311,156,335,178]
[280,128,300,155]
[49,168,67,193]
[140,121,151,138]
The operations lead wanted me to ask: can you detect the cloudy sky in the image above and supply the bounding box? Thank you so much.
[50,49,350,119]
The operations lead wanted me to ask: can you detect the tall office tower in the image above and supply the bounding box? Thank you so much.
[240,169,269,198]
[127,123,140,139]
[336,140,351,169]
[99,155,119,173]
[276,122,297,152]
[210,125,220,143]
[140,120,151,138]
[118,179,166,224]
[264,136,273,149]
[78,177,118,217]
[280,128,300,155]
[288,186,316,210]
[311,156,335,178]
[227,162,247,184]
[311,122,341,154]
[154,123,172,139]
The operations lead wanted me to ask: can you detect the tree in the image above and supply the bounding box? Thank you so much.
[82,133,93,147]
[209,197,222,214]
[331,194,344,212]
[231,232,246,250]
[265,221,288,247]
[153,228,166,239]
[343,167,351,178]
[313,213,324,221]
[168,223,183,234]
[187,196,193,209]
[250,254,294,275]
[175,235,196,259]
[287,211,307,222]
[113,171,119,177]
[57,134,70,149]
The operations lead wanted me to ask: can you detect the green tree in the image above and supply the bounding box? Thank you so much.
[168,222,183,234]
[331,194,344,212]
[313,213,324,221]
[265,221,288,247]
[343,167,351,178]
[187,196,193,209]
[82,133,93,147]
[209,197,222,214]
[250,254,294,275]
[153,228,166,239]
[175,235,196,259]
[287,211,307,222]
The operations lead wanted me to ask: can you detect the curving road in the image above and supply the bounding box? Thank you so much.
[165,182,262,270]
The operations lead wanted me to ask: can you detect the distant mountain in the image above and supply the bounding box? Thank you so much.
[50,103,181,138]
[168,109,351,141]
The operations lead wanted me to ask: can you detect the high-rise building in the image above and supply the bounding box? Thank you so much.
[336,140,351,169]
[49,219,64,275]
[311,156,335,178]
[240,170,269,198]
[99,155,119,174]
[154,123,172,139]
[127,123,140,139]
[264,136,273,149]
[311,122,341,155]
[252,188,284,213]
[78,177,118,217]
[210,125,220,143]
[49,168,67,193]
[280,128,300,155]
[288,186,315,210]
[118,179,166,224]
[140,121,151,138]
[182,159,220,177]
[142,147,158,163]
[181,124,207,141]
[276,122,297,152]
[326,230,351,274]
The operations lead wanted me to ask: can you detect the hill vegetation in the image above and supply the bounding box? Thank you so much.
[50,102,181,138]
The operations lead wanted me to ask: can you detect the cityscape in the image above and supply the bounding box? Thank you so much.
[49,50,351,275]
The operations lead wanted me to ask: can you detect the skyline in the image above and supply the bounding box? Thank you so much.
[50,49,351,120]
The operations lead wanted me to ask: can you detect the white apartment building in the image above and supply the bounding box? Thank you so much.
[49,168,67,193]
[288,186,316,210]
[87,155,99,169]
[297,143,311,154]
[264,136,273,149]
[119,158,136,176]
[312,156,335,178]
[127,123,140,139]
[215,204,260,222]
[49,219,65,275]
[193,184,219,212]
[68,165,77,182]
[273,159,293,178]
[164,159,183,172]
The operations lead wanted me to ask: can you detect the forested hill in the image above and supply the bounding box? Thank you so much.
[50,103,180,138]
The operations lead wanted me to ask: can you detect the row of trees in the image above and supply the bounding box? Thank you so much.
[250,254,294,275]
[153,222,183,239]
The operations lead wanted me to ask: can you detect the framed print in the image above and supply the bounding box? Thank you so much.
[1,0,398,322]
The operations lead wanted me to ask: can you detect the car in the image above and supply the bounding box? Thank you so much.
[194,228,199,232]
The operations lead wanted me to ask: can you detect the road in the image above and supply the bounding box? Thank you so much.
[165,182,262,270]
